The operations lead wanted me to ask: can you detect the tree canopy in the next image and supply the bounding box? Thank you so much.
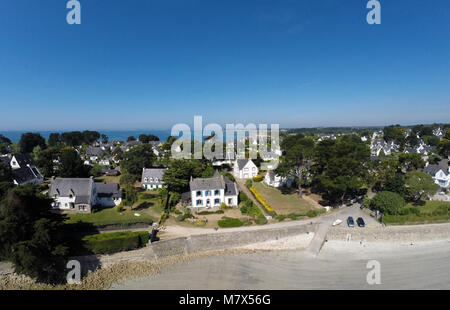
[0,185,69,283]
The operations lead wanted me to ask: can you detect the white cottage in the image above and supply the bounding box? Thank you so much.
[233,159,258,179]
[190,171,238,211]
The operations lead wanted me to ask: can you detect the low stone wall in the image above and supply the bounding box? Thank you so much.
[149,222,317,258]
[327,223,450,242]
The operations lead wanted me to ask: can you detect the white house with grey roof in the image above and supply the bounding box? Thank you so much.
[141,167,167,190]
[233,158,258,179]
[423,161,450,189]
[49,177,97,213]
[49,178,123,213]
[190,171,238,211]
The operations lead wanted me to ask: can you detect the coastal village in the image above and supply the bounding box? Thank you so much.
[0,124,449,286]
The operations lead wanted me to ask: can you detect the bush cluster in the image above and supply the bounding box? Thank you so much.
[217,217,244,228]
[82,231,149,254]
[252,174,264,182]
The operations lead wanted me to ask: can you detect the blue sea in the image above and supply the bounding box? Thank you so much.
[0,130,173,143]
[0,129,252,143]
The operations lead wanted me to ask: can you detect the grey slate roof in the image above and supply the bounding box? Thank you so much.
[423,165,447,176]
[190,171,225,191]
[141,168,167,185]
[12,154,34,167]
[49,178,94,203]
[224,177,238,196]
[85,146,104,156]
[236,159,250,170]
[12,166,43,185]
[96,182,122,199]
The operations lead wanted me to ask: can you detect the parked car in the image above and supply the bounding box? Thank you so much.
[357,217,365,227]
[347,216,355,227]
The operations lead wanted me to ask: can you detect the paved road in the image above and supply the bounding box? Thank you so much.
[111,240,450,290]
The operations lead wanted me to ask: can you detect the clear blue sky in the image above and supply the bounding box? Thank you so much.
[0,0,449,130]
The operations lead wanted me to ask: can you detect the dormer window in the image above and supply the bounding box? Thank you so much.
[150,178,154,182]
[144,177,148,182]
[155,178,158,182]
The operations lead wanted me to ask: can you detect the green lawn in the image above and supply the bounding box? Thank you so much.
[383,201,450,225]
[253,182,314,215]
[66,191,162,227]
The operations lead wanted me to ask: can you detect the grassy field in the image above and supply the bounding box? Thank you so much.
[66,191,162,227]
[383,201,449,225]
[252,182,316,214]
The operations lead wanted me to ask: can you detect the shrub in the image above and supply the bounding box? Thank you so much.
[306,210,316,218]
[196,210,224,215]
[116,205,124,212]
[245,179,253,189]
[370,191,406,215]
[240,200,263,218]
[255,214,268,225]
[239,192,248,203]
[217,217,244,228]
[82,231,149,254]
[252,174,264,182]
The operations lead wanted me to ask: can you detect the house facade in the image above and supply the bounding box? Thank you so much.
[189,171,238,211]
[141,167,167,190]
[423,163,450,189]
[49,178,97,213]
[49,177,123,213]
[264,171,294,188]
[233,159,258,179]
[10,154,34,170]
[96,183,122,207]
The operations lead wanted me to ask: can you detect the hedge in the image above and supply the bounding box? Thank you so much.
[82,230,149,254]
[252,174,264,182]
[249,187,277,216]
[217,217,244,228]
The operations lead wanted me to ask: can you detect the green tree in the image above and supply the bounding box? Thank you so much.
[312,135,370,204]
[275,137,314,198]
[383,125,406,146]
[19,133,46,154]
[405,171,439,202]
[0,185,69,284]
[123,184,138,206]
[0,162,13,182]
[59,148,89,178]
[370,191,405,215]
[120,144,156,178]
[48,133,61,147]
[35,147,60,178]
[398,153,425,172]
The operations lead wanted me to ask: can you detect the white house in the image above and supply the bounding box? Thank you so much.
[141,167,167,190]
[49,177,97,213]
[96,182,122,207]
[264,171,294,188]
[189,171,238,211]
[233,159,258,179]
[10,154,34,170]
[49,177,123,213]
[424,163,450,189]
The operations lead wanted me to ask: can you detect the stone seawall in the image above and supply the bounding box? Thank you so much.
[149,222,317,258]
[73,221,318,268]
[327,223,450,242]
